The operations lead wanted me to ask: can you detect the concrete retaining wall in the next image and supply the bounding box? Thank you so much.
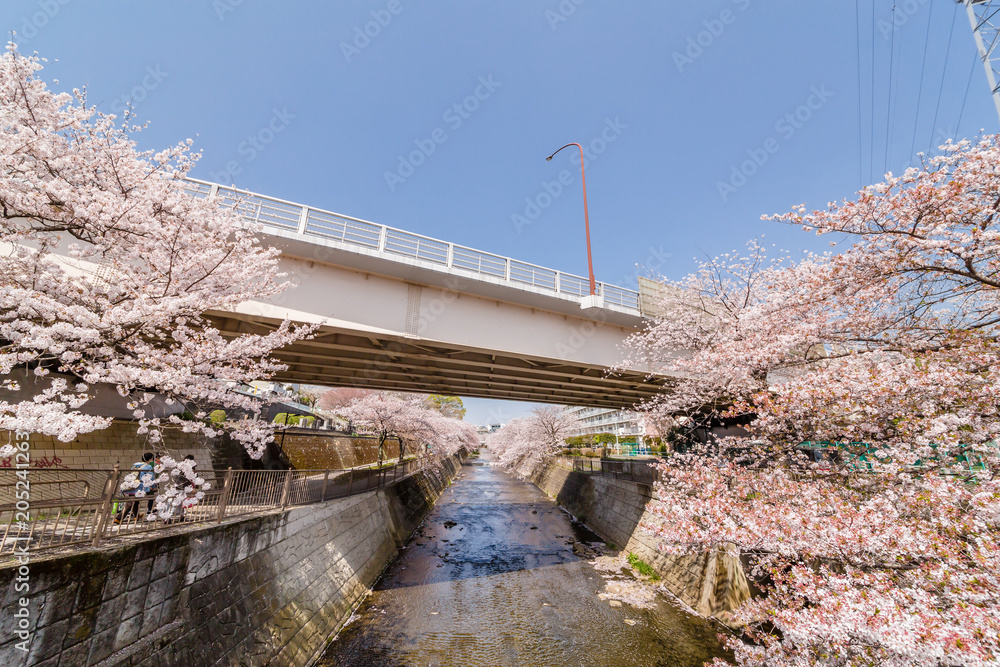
[0,456,463,667]
[529,461,749,622]
[280,432,403,470]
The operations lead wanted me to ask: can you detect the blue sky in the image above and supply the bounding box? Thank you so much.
[5,1,998,425]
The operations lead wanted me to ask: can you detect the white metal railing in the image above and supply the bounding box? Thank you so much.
[558,273,591,297]
[508,259,557,291]
[602,283,640,310]
[384,228,450,265]
[451,245,507,279]
[181,178,642,314]
[305,209,381,249]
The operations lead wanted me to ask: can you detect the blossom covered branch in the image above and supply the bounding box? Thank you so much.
[629,136,1000,665]
[0,45,312,517]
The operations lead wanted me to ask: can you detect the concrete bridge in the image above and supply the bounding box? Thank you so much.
[183,179,669,409]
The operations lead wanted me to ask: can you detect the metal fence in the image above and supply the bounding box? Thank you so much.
[553,456,661,486]
[0,458,429,558]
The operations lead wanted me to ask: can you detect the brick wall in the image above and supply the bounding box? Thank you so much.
[0,456,463,667]
[1,421,215,473]
[529,461,750,623]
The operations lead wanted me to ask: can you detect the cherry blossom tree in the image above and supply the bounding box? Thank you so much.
[339,391,473,466]
[118,455,209,521]
[317,387,372,412]
[487,406,575,476]
[454,420,481,453]
[413,407,478,457]
[629,136,1000,666]
[0,45,311,516]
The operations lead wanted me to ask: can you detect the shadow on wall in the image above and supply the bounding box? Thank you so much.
[209,430,291,471]
[528,461,751,623]
[210,428,409,472]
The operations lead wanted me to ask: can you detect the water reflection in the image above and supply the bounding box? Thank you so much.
[317,457,729,666]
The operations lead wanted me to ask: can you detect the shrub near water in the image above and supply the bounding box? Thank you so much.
[627,552,660,581]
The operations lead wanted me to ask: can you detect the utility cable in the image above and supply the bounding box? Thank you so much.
[908,0,934,167]
[884,2,897,175]
[929,6,959,155]
[870,0,877,182]
[856,0,865,189]
[956,51,979,140]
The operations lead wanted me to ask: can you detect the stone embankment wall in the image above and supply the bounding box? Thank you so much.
[280,431,403,470]
[529,460,750,621]
[0,456,463,667]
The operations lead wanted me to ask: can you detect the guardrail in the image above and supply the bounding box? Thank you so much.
[181,178,642,313]
[553,456,661,486]
[0,457,436,558]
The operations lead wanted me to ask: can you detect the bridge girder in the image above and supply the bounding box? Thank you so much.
[208,314,671,410]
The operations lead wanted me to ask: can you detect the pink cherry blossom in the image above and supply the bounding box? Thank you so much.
[486,406,575,476]
[0,45,311,517]
[628,136,1000,665]
[338,391,475,464]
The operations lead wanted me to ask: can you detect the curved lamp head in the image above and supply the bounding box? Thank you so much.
[545,143,580,163]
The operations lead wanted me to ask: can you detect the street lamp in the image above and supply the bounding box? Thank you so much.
[546,143,598,301]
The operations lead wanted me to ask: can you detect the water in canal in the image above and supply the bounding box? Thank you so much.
[317,455,729,666]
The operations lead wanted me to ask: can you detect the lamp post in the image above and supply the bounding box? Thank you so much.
[546,143,597,297]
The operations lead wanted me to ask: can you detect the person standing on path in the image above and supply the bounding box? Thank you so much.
[116,452,156,522]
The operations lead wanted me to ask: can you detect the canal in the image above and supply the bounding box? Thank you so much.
[317,454,729,666]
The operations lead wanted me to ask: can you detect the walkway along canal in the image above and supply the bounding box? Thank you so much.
[318,455,729,666]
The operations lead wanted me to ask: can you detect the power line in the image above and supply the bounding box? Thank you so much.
[929,6,959,154]
[884,2,897,174]
[870,0,876,182]
[908,0,934,166]
[956,51,979,138]
[856,0,864,189]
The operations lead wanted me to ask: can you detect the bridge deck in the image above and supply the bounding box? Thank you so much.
[183,178,643,318]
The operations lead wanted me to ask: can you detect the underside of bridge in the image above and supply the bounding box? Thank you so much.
[209,314,671,410]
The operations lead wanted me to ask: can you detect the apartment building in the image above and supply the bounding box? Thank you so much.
[564,406,644,439]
